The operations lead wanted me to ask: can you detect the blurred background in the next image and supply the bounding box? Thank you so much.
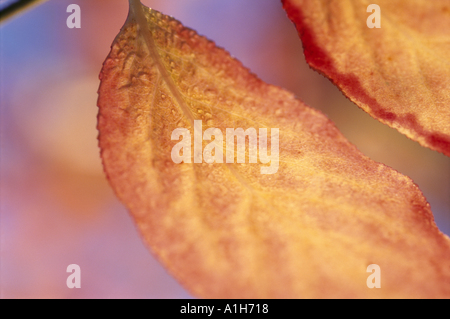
[0,0,449,298]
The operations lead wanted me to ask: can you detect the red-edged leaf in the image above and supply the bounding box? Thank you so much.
[283,0,450,156]
[97,1,450,298]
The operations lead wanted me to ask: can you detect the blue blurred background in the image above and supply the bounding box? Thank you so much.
[1,0,449,298]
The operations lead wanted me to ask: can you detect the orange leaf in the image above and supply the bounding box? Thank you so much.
[283,0,450,157]
[97,1,450,298]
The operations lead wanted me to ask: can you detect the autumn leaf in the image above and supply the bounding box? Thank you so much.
[97,0,450,298]
[282,0,450,157]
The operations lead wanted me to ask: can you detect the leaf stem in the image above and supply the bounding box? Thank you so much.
[128,0,196,128]
[0,0,48,25]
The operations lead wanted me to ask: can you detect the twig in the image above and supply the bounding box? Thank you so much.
[0,0,48,25]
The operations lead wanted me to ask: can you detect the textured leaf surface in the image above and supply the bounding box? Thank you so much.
[283,0,450,157]
[97,1,450,298]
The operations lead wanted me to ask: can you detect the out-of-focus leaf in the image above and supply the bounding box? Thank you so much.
[282,0,450,157]
[97,1,450,298]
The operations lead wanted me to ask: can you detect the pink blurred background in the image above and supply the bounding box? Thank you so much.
[1,0,449,298]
